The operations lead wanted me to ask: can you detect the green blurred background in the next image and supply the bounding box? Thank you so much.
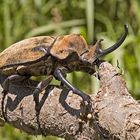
[0,0,140,139]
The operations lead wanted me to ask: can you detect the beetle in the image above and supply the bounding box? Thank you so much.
[0,25,128,112]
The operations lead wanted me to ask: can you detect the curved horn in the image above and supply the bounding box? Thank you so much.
[96,24,128,58]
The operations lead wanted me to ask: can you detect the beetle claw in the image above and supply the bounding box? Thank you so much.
[80,99,93,120]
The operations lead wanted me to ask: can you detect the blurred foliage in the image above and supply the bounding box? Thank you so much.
[0,0,140,139]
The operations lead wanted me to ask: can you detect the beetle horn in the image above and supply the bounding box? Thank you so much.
[96,24,128,59]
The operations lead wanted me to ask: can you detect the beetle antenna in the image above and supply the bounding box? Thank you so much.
[96,24,128,59]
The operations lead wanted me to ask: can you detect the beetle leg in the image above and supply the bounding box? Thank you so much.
[54,67,91,105]
[33,75,53,105]
[2,74,28,92]
[1,74,29,121]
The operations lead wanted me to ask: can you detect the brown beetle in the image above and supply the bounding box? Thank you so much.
[0,25,128,110]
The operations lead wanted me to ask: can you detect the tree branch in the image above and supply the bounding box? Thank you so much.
[0,62,140,140]
[0,73,99,139]
[95,62,140,140]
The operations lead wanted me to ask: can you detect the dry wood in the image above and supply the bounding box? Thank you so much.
[0,62,139,140]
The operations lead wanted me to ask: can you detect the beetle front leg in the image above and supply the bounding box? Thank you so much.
[54,67,91,105]
[33,75,53,105]
[54,67,93,119]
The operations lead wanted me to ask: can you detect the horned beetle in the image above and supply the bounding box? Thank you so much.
[0,25,128,119]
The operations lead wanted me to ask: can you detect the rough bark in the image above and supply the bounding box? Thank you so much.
[0,62,139,140]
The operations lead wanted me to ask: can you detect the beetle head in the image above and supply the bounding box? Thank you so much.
[80,24,128,65]
[80,39,103,64]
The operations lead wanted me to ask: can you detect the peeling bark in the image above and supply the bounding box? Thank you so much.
[0,62,139,140]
